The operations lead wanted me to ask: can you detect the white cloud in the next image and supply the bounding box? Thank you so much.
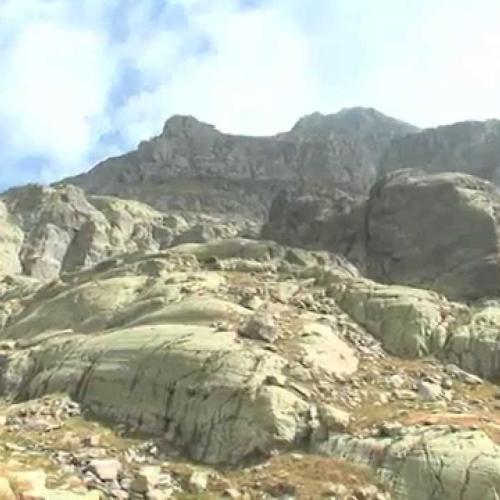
[0,0,116,182]
[1,0,500,188]
[114,0,321,143]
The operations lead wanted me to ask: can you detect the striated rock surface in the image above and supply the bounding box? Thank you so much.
[380,119,500,185]
[0,241,359,465]
[314,426,500,500]
[0,237,500,498]
[63,108,417,218]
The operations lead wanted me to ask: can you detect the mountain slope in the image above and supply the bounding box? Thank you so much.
[63,108,418,218]
[380,119,500,184]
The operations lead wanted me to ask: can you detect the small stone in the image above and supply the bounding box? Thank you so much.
[223,488,242,499]
[120,477,132,490]
[378,392,390,405]
[265,482,297,497]
[265,374,287,387]
[0,340,16,350]
[83,434,101,447]
[353,484,380,499]
[318,404,351,432]
[89,458,122,481]
[417,380,443,401]
[324,483,348,497]
[188,470,209,493]
[130,465,161,493]
[441,377,453,390]
[241,295,263,310]
[388,374,405,389]
[238,313,278,342]
[393,389,417,401]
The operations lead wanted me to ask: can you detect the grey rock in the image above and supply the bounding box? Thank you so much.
[238,312,279,342]
[365,169,500,300]
[380,119,500,186]
[63,109,417,219]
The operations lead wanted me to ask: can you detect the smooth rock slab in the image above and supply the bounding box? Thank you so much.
[2,325,312,465]
[314,426,500,500]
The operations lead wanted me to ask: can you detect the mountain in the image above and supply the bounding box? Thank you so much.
[380,119,500,184]
[63,108,418,218]
[2,111,500,499]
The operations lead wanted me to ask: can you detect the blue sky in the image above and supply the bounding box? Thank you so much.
[1,0,500,190]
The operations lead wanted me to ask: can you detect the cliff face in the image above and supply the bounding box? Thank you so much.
[63,108,418,218]
[380,119,500,184]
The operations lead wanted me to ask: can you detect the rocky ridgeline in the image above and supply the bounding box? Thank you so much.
[63,108,418,218]
[380,119,500,184]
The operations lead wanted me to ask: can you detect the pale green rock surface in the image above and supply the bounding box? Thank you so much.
[0,249,361,465]
[314,426,500,500]
[5,325,310,464]
[327,276,461,358]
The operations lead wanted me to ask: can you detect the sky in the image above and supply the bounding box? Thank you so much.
[1,0,500,189]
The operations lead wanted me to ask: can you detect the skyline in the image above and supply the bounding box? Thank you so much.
[1,0,500,189]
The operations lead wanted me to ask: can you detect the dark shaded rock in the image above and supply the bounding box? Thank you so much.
[365,169,500,300]
[261,187,366,269]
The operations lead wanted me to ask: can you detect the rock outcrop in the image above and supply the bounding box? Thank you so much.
[314,426,500,500]
[264,169,500,300]
[1,236,500,498]
[0,183,256,282]
[380,119,500,185]
[63,108,417,218]
[365,169,500,300]
[0,240,359,465]
[261,186,366,268]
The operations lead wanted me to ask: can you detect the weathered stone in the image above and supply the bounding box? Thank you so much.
[238,312,279,342]
[318,404,351,432]
[188,470,209,493]
[417,380,443,401]
[89,459,122,481]
[130,466,161,493]
[366,170,500,300]
[314,427,500,500]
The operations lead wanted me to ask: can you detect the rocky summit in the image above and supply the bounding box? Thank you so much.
[63,108,417,219]
[1,110,500,500]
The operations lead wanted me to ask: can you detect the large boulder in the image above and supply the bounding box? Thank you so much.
[365,169,500,300]
[261,188,366,268]
[320,269,500,380]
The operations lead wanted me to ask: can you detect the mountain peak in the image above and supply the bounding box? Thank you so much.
[162,115,216,136]
[291,107,419,136]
